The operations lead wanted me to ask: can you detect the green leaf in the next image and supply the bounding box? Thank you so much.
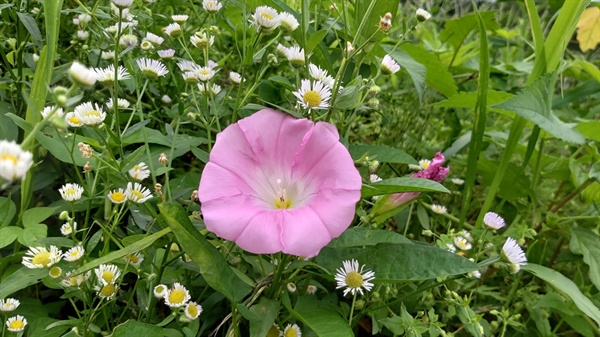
[316,243,478,282]
[349,144,416,165]
[284,296,353,337]
[570,227,600,290]
[440,11,499,51]
[22,206,60,228]
[361,177,450,198]
[109,320,163,337]
[0,267,48,298]
[433,90,513,108]
[0,196,17,227]
[494,74,585,144]
[523,263,600,327]
[335,84,362,110]
[16,12,43,48]
[0,102,17,141]
[18,223,47,246]
[158,203,252,302]
[326,227,411,248]
[576,121,600,141]
[589,161,600,181]
[306,30,327,54]
[398,44,458,98]
[385,48,425,99]
[73,228,171,275]
[249,298,279,337]
[0,226,22,248]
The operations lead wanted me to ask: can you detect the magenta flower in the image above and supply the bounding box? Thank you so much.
[198,109,362,257]
[376,152,449,214]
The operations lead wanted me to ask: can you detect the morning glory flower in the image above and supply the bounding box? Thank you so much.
[198,109,362,257]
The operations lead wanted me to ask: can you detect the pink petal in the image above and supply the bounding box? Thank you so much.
[280,208,332,258]
[201,195,265,242]
[303,188,360,238]
[198,162,256,203]
[235,211,284,254]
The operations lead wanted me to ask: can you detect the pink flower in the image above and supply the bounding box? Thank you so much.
[377,152,449,214]
[198,109,362,257]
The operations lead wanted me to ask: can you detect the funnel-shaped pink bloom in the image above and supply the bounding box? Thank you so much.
[198,109,362,257]
[377,152,449,214]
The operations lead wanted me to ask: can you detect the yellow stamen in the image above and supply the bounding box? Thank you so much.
[345,271,364,289]
[169,289,185,304]
[1,154,18,164]
[32,251,51,266]
[303,90,322,108]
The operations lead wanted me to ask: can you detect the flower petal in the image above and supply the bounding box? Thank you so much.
[302,188,360,238]
[280,208,331,257]
[235,211,284,254]
[201,195,264,242]
[198,162,257,202]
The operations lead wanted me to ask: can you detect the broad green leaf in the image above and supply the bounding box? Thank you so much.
[589,161,600,180]
[494,74,585,144]
[22,206,60,228]
[440,11,499,51]
[158,203,252,302]
[110,320,163,337]
[0,101,17,140]
[349,144,416,164]
[0,196,17,227]
[0,267,48,298]
[316,243,478,282]
[249,298,279,337]
[399,44,458,98]
[74,228,171,275]
[326,227,411,248]
[433,90,513,108]
[306,29,327,54]
[0,226,22,248]
[16,12,43,48]
[386,47,425,99]
[335,84,362,110]
[576,121,600,141]
[523,263,600,327]
[285,296,353,337]
[362,177,450,198]
[18,224,47,246]
[570,227,600,290]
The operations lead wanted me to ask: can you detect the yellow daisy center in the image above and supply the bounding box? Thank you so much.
[261,13,273,20]
[49,267,62,278]
[69,116,81,124]
[285,328,297,337]
[422,162,430,169]
[69,276,80,286]
[155,285,165,294]
[168,289,186,305]
[83,110,100,118]
[70,250,80,257]
[110,192,126,202]
[303,90,322,108]
[32,251,52,266]
[101,271,115,283]
[187,304,198,317]
[9,320,24,330]
[100,284,116,297]
[130,190,143,200]
[345,271,364,289]
[1,153,18,164]
[128,254,139,264]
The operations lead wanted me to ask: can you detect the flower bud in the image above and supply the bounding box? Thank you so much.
[159,153,168,164]
[59,211,70,220]
[286,282,297,293]
[379,12,392,32]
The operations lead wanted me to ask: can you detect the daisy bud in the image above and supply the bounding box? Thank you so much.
[366,97,379,108]
[59,211,70,220]
[191,190,198,200]
[68,61,97,87]
[306,284,317,295]
[159,153,168,164]
[78,142,93,158]
[379,12,392,32]
[32,53,39,62]
[367,85,381,97]
[83,161,93,173]
[286,282,296,293]
[344,41,354,55]
[329,4,337,11]
[416,8,432,22]
[380,54,400,75]
[161,95,172,104]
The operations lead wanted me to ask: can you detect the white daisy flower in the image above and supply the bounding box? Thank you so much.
[483,212,506,230]
[279,12,299,32]
[177,60,199,72]
[451,178,464,185]
[283,324,301,337]
[96,283,118,300]
[207,60,219,69]
[77,30,89,40]
[381,54,400,75]
[416,8,432,22]
[119,34,138,48]
[124,252,144,267]
[22,246,62,268]
[276,43,289,57]
[106,98,130,110]
[165,282,191,307]
[431,204,447,214]
[107,188,127,204]
[73,102,106,126]
[112,0,133,9]
[0,298,20,312]
[460,229,474,242]
[49,266,63,278]
[306,285,317,295]
[182,71,200,84]
[60,221,76,235]
[6,315,27,332]
[125,182,152,203]
[157,49,176,59]
[128,162,150,181]
[502,238,527,273]
[40,106,64,119]
[285,46,305,68]
[293,79,332,111]
[65,112,83,127]
[453,236,472,251]
[63,246,85,262]
[408,163,422,171]
[0,140,33,185]
[93,65,131,84]
[164,22,182,37]
[153,284,167,298]
[196,66,216,81]
[101,50,115,60]
[68,61,97,87]
[198,83,222,96]
[418,159,431,169]
[145,32,164,45]
[61,271,91,287]
[230,71,242,84]
[190,32,214,49]
[251,6,280,33]
[334,259,375,296]
[95,264,121,285]
[446,243,456,253]
[136,58,169,79]
[172,14,189,23]
[184,301,203,320]
[202,0,223,13]
[59,183,84,201]
[369,174,382,183]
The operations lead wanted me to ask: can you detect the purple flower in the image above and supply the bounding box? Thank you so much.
[198,109,362,257]
[377,152,449,214]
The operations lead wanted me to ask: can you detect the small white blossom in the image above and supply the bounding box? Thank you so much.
[334,259,375,296]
